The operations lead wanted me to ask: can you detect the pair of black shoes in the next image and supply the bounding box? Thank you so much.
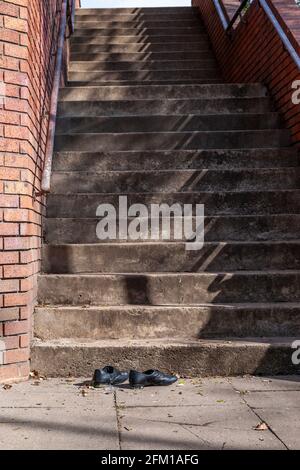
[92,366,178,388]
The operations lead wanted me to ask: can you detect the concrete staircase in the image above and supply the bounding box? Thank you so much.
[32,6,300,377]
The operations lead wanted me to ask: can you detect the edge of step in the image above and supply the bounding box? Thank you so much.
[34,303,300,341]
[31,336,300,377]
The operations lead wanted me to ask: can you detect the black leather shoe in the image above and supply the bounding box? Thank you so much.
[92,366,129,387]
[129,369,178,388]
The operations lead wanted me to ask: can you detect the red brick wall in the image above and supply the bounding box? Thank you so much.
[193,0,300,146]
[0,0,74,383]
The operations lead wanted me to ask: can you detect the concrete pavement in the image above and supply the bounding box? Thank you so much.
[0,375,299,450]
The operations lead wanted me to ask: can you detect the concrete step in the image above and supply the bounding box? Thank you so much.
[46,190,300,218]
[68,69,220,83]
[58,97,271,117]
[52,149,297,172]
[34,303,300,340]
[70,34,209,44]
[38,271,300,305]
[73,27,205,37]
[75,14,201,22]
[56,114,279,134]
[31,336,300,377]
[54,130,290,152]
[50,168,299,194]
[41,242,300,274]
[76,14,201,23]
[70,43,212,53]
[75,20,204,29]
[75,7,198,15]
[59,84,268,101]
[69,59,217,72]
[68,79,222,87]
[69,51,219,62]
[44,215,300,244]
[58,98,271,117]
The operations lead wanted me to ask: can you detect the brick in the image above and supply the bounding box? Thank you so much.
[0,2,19,17]
[3,84,21,99]
[0,279,19,293]
[5,97,28,113]
[0,251,19,265]
[0,362,30,383]
[0,307,19,322]
[0,56,19,71]
[4,208,29,222]
[2,336,20,350]
[0,109,21,126]
[4,70,28,86]
[0,28,19,44]
[0,364,20,381]
[4,181,31,195]
[3,320,29,336]
[4,237,30,250]
[4,264,32,279]
[0,194,19,208]
[4,43,27,59]
[20,305,32,320]
[4,16,28,33]
[4,348,29,365]
[19,334,29,348]
[0,167,20,180]
[4,124,30,140]
[0,222,19,236]
[3,292,28,308]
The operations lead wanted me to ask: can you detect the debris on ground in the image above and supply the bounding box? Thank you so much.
[2,384,12,390]
[29,370,47,382]
[254,422,269,431]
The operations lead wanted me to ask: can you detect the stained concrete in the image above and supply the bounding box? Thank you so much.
[0,376,299,450]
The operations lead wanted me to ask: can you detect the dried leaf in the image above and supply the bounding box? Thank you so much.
[254,422,268,431]
[3,384,12,390]
[29,370,38,378]
[29,370,47,381]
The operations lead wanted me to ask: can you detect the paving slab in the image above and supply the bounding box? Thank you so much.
[228,376,300,449]
[242,390,300,410]
[115,377,243,408]
[0,377,299,450]
[117,403,284,450]
[0,379,118,450]
[247,408,300,450]
[229,375,300,392]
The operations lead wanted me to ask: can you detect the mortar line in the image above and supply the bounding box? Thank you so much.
[114,390,123,451]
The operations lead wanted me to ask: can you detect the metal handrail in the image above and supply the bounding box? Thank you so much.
[260,0,300,71]
[212,0,229,29]
[213,0,300,72]
[37,0,75,196]
[226,0,250,32]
